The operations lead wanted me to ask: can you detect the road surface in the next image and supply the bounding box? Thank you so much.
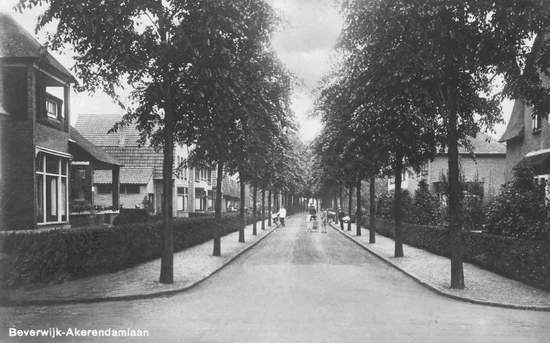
[1,215,549,342]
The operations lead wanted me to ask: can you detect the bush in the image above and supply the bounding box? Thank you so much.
[113,208,150,225]
[0,214,260,288]
[485,167,549,240]
[463,194,484,231]
[376,190,414,220]
[412,180,441,225]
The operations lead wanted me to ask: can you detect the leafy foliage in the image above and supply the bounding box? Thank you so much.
[486,167,549,240]
[376,190,414,220]
[338,0,550,287]
[412,180,441,226]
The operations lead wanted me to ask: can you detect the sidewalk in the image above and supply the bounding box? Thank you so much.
[0,219,276,306]
[332,222,550,311]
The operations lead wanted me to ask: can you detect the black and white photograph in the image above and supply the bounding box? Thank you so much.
[0,0,550,342]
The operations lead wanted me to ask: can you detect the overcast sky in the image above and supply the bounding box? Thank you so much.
[1,0,512,142]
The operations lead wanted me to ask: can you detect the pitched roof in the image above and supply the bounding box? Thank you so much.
[75,113,143,147]
[460,133,506,154]
[499,99,525,142]
[94,167,154,185]
[0,13,74,80]
[439,133,506,155]
[499,33,550,142]
[69,127,121,166]
[102,146,163,179]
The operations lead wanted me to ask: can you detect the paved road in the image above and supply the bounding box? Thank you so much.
[1,215,549,342]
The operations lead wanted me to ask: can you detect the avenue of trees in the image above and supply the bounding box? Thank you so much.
[314,0,550,289]
[19,0,307,284]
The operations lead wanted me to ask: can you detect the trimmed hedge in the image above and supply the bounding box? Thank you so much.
[112,208,150,225]
[0,214,260,288]
[370,217,550,291]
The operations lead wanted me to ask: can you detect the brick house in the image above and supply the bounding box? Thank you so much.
[75,113,245,216]
[0,14,120,230]
[388,133,506,202]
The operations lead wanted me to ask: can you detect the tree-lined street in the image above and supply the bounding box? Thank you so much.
[2,216,549,342]
[2,1,550,341]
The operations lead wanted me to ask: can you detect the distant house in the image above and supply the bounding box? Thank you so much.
[75,113,244,216]
[0,14,120,230]
[388,133,506,202]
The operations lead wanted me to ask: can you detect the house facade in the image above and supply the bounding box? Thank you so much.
[388,134,506,202]
[75,113,244,216]
[499,78,550,184]
[0,14,119,230]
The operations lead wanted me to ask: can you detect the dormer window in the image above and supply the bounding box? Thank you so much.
[46,98,57,118]
[44,91,63,121]
[532,113,542,133]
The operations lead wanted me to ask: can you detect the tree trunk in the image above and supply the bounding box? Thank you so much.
[158,15,174,285]
[447,90,465,289]
[369,175,376,244]
[252,184,257,235]
[238,172,245,243]
[213,162,223,256]
[268,189,272,226]
[394,153,404,257]
[347,183,353,231]
[339,186,344,230]
[261,188,266,230]
[159,108,175,284]
[356,179,362,236]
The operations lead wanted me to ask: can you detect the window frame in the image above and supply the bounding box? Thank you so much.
[36,152,69,225]
[44,93,63,120]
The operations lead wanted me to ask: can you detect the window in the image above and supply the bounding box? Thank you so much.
[420,163,429,177]
[195,193,206,211]
[44,90,64,121]
[120,184,140,194]
[533,113,542,132]
[36,152,69,224]
[175,157,187,180]
[177,187,188,211]
[195,168,209,182]
[45,98,58,119]
[97,184,112,194]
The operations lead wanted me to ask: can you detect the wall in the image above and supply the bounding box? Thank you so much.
[35,123,69,154]
[94,184,148,209]
[0,64,36,230]
[428,154,506,201]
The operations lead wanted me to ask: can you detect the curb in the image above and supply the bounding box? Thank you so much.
[0,221,276,307]
[330,223,550,312]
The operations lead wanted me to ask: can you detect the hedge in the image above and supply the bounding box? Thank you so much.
[0,214,262,288]
[370,217,550,291]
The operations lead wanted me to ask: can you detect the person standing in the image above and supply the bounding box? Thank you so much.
[278,206,287,227]
[320,209,328,233]
[338,207,345,230]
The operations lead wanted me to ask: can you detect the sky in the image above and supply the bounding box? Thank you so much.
[1,0,512,142]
